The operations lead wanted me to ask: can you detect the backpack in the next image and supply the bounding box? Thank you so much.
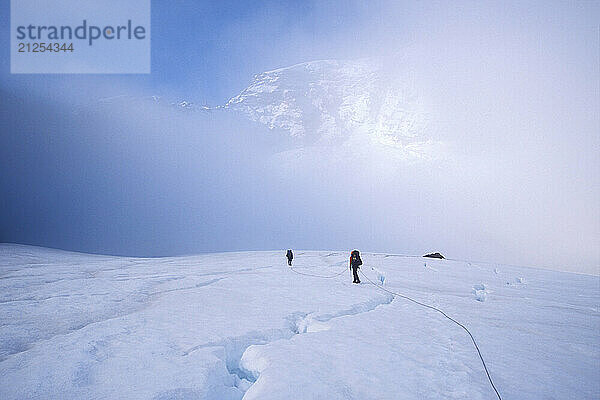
[350,250,362,267]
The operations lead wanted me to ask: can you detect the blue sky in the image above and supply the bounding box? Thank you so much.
[2,0,386,102]
[2,1,597,102]
[0,1,598,273]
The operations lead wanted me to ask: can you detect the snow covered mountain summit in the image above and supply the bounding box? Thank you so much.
[95,60,435,160]
[225,60,430,152]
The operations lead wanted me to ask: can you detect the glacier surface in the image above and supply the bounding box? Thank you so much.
[0,244,598,399]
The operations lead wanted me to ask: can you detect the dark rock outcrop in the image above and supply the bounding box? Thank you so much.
[423,252,445,259]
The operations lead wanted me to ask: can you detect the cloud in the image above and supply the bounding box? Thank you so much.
[1,0,598,273]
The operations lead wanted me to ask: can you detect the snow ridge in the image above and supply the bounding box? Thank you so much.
[183,294,394,398]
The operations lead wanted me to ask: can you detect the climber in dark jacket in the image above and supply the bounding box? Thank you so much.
[286,249,294,266]
[349,250,362,283]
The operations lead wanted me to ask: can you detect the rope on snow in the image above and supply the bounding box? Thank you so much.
[358,268,503,400]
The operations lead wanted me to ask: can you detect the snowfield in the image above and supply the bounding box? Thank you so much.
[0,244,598,399]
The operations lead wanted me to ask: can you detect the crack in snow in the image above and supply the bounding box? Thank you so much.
[182,294,395,397]
[147,277,226,296]
[0,277,227,363]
